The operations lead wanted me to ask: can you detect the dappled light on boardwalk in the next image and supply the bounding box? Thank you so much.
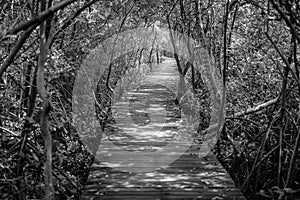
[81,58,245,200]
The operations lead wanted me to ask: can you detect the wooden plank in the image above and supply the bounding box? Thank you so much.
[82,188,246,200]
[81,151,246,200]
[81,59,246,200]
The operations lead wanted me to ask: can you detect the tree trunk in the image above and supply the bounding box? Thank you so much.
[37,0,54,199]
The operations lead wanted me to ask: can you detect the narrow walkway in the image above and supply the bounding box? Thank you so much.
[81,58,246,200]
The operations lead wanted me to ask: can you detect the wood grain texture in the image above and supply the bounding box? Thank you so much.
[81,150,246,200]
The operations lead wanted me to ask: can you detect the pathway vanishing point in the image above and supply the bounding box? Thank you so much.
[81,57,246,200]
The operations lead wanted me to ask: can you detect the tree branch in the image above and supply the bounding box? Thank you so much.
[201,97,279,135]
[269,0,300,44]
[37,0,54,198]
[49,0,99,48]
[3,0,77,38]
[0,24,38,79]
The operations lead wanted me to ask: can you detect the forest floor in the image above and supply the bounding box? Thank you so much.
[81,57,246,200]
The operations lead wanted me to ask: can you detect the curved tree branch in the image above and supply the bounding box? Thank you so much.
[0,0,80,79]
[3,0,77,38]
[0,24,38,79]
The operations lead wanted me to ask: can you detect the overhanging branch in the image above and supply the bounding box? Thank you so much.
[3,0,77,38]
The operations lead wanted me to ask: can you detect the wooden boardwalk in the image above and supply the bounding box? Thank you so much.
[81,150,246,200]
[81,58,246,200]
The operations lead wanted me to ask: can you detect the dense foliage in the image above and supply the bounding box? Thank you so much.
[0,0,300,199]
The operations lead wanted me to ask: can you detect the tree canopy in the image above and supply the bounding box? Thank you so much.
[0,0,300,199]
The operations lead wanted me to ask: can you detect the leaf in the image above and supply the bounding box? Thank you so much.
[32,152,39,162]
[259,190,273,198]
[25,117,35,124]
[283,188,296,194]
[271,186,284,196]
[212,197,223,200]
